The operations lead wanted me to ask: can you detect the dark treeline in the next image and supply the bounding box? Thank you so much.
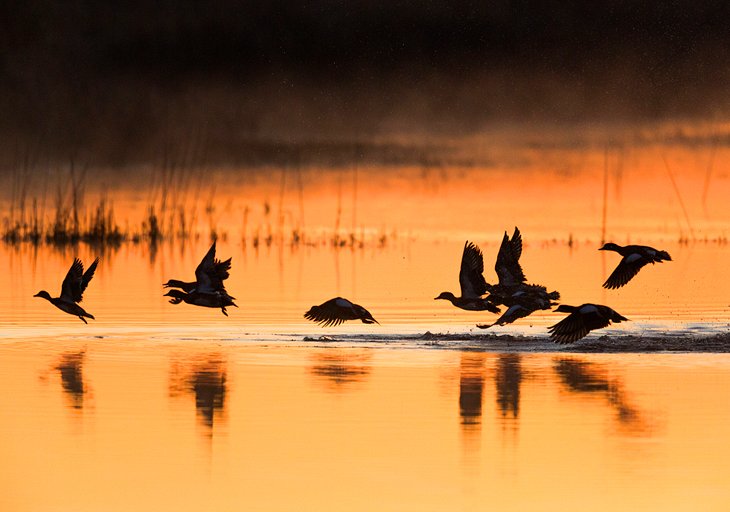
[3,1,730,168]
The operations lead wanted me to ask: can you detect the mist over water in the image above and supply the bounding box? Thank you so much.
[4,1,730,168]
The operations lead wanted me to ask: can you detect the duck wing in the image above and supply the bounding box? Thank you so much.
[478,304,534,328]
[509,227,523,261]
[603,253,650,289]
[304,297,356,327]
[60,258,98,303]
[212,257,232,284]
[495,231,526,287]
[194,242,231,292]
[549,309,605,344]
[459,241,488,298]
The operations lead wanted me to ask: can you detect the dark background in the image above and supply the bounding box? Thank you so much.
[3,0,730,167]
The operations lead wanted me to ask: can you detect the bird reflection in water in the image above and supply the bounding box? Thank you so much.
[554,358,649,433]
[308,350,372,392]
[56,351,88,411]
[458,352,486,432]
[495,354,522,420]
[169,356,228,432]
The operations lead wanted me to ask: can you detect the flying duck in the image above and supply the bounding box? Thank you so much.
[435,241,500,313]
[477,286,559,328]
[481,228,560,324]
[164,241,234,296]
[34,257,99,323]
[548,304,628,344]
[304,297,379,327]
[599,243,672,289]
[489,227,526,291]
[477,304,534,329]
[164,289,238,316]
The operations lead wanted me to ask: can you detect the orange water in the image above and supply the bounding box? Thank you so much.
[1,340,730,511]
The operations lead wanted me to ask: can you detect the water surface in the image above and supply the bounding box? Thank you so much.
[1,338,729,511]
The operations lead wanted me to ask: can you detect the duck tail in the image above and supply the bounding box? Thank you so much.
[547,290,560,301]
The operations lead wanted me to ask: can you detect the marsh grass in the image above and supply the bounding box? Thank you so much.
[2,139,398,250]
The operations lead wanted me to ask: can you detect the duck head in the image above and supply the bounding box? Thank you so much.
[163,279,186,289]
[356,307,379,325]
[163,289,188,305]
[598,242,621,252]
[33,290,52,301]
[163,289,187,299]
[434,291,456,301]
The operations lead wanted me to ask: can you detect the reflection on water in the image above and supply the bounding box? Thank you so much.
[55,351,88,411]
[554,358,648,433]
[2,342,730,511]
[308,350,372,391]
[169,356,227,432]
[496,354,522,420]
[458,353,485,430]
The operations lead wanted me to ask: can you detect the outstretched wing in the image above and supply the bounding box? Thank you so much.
[548,309,611,344]
[509,227,523,261]
[480,304,534,328]
[603,254,649,289]
[304,298,355,327]
[549,312,593,344]
[195,242,231,292]
[459,241,487,298]
[495,231,526,287]
[60,258,98,303]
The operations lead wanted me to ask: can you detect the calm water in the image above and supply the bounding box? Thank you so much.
[1,339,730,511]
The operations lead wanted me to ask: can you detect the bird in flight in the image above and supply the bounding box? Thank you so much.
[478,228,559,327]
[435,241,500,313]
[599,243,672,289]
[34,258,99,323]
[164,241,237,316]
[548,303,628,344]
[304,297,379,327]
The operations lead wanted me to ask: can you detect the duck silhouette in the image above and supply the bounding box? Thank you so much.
[164,241,233,296]
[435,241,500,313]
[599,243,672,289]
[164,289,238,316]
[304,297,379,327]
[548,304,628,344]
[34,258,99,323]
[164,242,236,315]
[479,228,559,327]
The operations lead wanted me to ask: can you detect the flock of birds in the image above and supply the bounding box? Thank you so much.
[33,228,672,344]
[434,228,670,343]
